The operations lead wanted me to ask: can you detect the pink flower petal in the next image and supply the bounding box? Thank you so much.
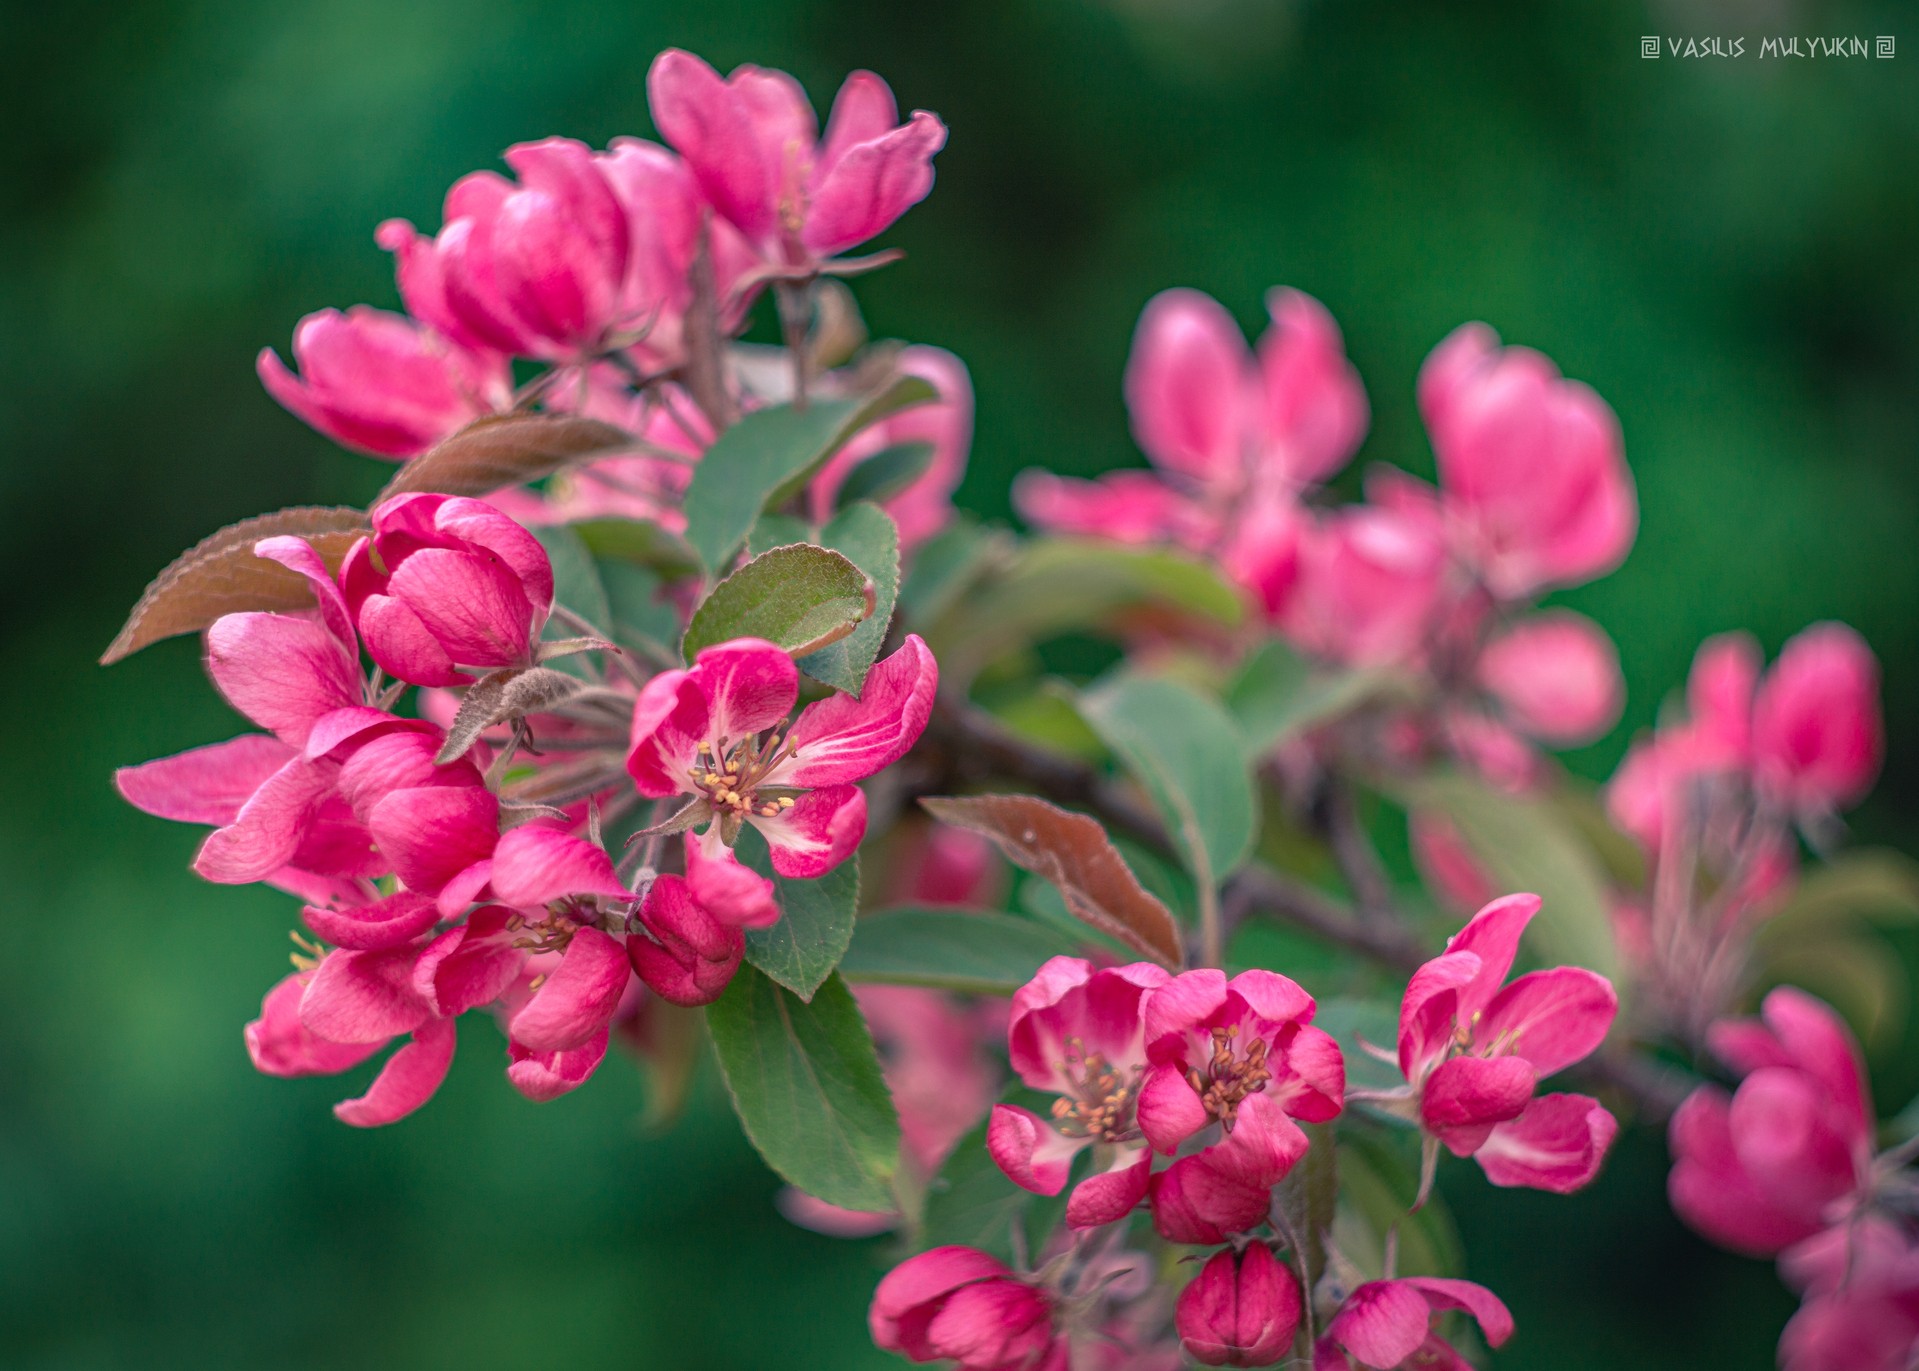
[1477,966,1617,1076]
[689,637,800,744]
[506,1027,609,1102]
[244,974,385,1077]
[387,546,535,669]
[506,926,631,1052]
[985,1104,1082,1195]
[1421,1055,1537,1149]
[778,635,937,786]
[802,109,946,258]
[1446,892,1540,1024]
[1064,1145,1152,1229]
[206,612,360,747]
[367,784,500,895]
[1124,288,1254,486]
[193,756,337,884]
[301,889,441,951]
[334,1017,457,1127]
[1402,1277,1515,1348]
[300,946,434,1044]
[487,824,632,908]
[1476,1092,1618,1193]
[1137,1060,1211,1153]
[411,906,527,1016]
[684,830,780,928]
[1329,1280,1430,1369]
[755,783,866,878]
[1255,287,1368,487]
[117,734,294,826]
[1396,949,1481,1080]
[1478,611,1624,745]
[625,668,709,798]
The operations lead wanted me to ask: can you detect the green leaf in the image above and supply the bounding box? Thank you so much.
[680,376,937,573]
[1401,772,1621,983]
[1078,672,1258,887]
[799,502,900,696]
[737,828,860,1002]
[681,543,873,662]
[920,1087,1069,1261]
[839,909,1081,995]
[1229,639,1398,753]
[835,441,936,508]
[704,967,900,1213]
[1312,996,1405,1092]
[1335,1130,1464,1279]
[571,516,701,580]
[531,525,611,632]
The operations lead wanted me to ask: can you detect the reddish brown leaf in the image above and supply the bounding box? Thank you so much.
[101,507,369,665]
[919,794,1183,967]
[376,412,635,501]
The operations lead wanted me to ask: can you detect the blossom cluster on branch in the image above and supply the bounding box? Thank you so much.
[106,47,1915,1371]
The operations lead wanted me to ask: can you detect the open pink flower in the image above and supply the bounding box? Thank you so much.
[1015,288,1366,617]
[116,535,415,890]
[870,1246,1064,1371]
[1778,1218,1919,1371]
[647,50,946,272]
[1418,322,1635,599]
[1476,610,1623,746]
[257,306,511,459]
[1751,622,1883,819]
[1383,893,1619,1198]
[625,635,937,926]
[1315,1277,1513,1370]
[1135,969,1344,1243]
[987,957,1171,1230]
[1668,987,1874,1256]
[808,346,973,549]
[342,493,556,687]
[245,970,458,1128]
[1176,1242,1302,1367]
[378,137,635,362]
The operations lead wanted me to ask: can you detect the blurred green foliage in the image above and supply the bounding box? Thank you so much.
[2,0,1915,1365]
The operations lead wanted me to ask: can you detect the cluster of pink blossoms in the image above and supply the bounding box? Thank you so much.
[107,40,1918,1371]
[1018,290,1635,791]
[868,888,1619,1369]
[118,496,935,1121]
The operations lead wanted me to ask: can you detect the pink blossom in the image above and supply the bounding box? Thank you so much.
[869,1246,1064,1371]
[1668,987,1874,1256]
[626,872,743,1006]
[1778,1219,1919,1371]
[1315,1277,1513,1370]
[1752,622,1883,818]
[625,635,938,925]
[647,50,947,272]
[1175,1242,1302,1367]
[1476,610,1624,745]
[1418,322,1636,598]
[378,138,635,361]
[809,346,973,548]
[987,957,1170,1230]
[257,306,511,459]
[1014,288,1366,617]
[243,970,457,1127]
[1278,502,1447,667]
[1386,893,1619,1196]
[342,493,556,687]
[1134,969,1343,1242]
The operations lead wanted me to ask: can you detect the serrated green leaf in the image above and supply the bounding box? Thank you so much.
[926,537,1243,685]
[1078,672,1258,887]
[737,828,860,1001]
[682,543,872,662]
[835,441,936,509]
[571,516,701,579]
[800,502,901,696]
[680,376,937,572]
[1400,771,1620,984]
[1229,638,1397,752]
[839,908,1080,995]
[705,967,900,1212]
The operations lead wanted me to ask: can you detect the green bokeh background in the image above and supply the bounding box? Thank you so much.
[4,0,1915,1365]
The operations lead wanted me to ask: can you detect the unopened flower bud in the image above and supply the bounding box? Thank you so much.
[627,874,743,1006]
[1176,1242,1302,1367]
